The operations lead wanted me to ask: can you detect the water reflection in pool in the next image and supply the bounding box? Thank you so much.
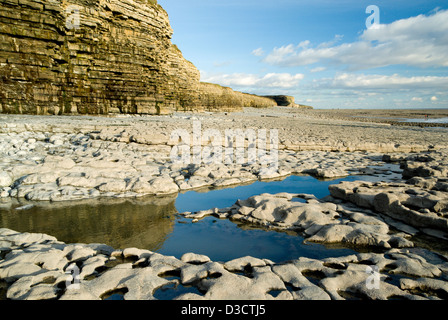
[0,196,178,251]
[0,173,399,262]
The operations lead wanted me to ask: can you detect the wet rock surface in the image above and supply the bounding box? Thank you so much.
[1,228,447,300]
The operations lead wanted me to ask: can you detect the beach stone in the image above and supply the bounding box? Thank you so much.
[0,246,68,282]
[59,286,100,300]
[4,232,58,247]
[400,278,448,298]
[434,200,448,214]
[435,181,448,192]
[403,162,437,179]
[292,286,332,300]
[61,263,171,300]
[122,247,152,260]
[130,133,168,145]
[180,261,224,285]
[224,256,267,272]
[306,223,395,249]
[6,270,64,300]
[309,167,348,179]
[237,206,254,216]
[186,176,212,189]
[80,255,109,279]
[319,264,408,300]
[284,203,338,228]
[246,194,292,222]
[97,179,127,193]
[0,187,10,198]
[0,171,13,188]
[199,265,286,300]
[149,177,179,194]
[272,263,315,289]
[21,172,60,185]
[86,243,115,256]
[147,253,185,270]
[407,177,438,189]
[212,177,243,187]
[42,156,76,170]
[193,166,212,177]
[0,259,42,281]
[49,187,93,202]
[181,253,211,264]
[306,224,355,244]
[130,178,154,194]
[183,209,215,222]
[386,251,442,278]
[258,167,282,180]
[64,245,96,263]
[57,175,99,188]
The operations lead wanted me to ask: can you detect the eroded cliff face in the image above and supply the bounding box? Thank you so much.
[0,0,275,115]
[264,95,313,109]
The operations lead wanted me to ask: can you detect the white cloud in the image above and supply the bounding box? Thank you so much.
[251,48,264,57]
[325,73,448,90]
[310,66,326,73]
[412,97,423,102]
[264,42,335,66]
[263,9,448,70]
[431,96,438,101]
[201,72,305,89]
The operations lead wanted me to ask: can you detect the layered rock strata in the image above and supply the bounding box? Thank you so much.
[264,95,312,109]
[0,0,275,115]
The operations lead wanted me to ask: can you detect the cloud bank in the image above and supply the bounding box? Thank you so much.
[263,9,448,70]
[201,72,305,89]
[324,73,448,90]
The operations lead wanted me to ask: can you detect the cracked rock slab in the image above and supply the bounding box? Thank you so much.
[1,228,448,300]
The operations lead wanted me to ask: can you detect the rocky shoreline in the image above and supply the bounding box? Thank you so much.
[1,108,446,203]
[1,223,447,300]
[1,108,448,300]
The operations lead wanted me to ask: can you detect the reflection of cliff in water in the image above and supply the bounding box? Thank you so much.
[0,195,178,251]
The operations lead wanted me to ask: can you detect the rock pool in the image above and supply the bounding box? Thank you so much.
[0,169,401,263]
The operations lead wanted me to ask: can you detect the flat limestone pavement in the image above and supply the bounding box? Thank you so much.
[0,113,406,202]
[1,108,448,300]
[1,227,448,300]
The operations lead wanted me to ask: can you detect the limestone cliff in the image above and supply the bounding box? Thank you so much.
[0,0,275,115]
[264,95,313,109]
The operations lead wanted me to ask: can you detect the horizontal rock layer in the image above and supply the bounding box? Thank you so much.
[0,0,276,115]
[264,95,312,109]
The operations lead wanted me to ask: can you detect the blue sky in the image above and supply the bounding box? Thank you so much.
[158,0,448,109]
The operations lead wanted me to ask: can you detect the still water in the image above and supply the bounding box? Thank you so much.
[402,117,448,124]
[0,172,400,262]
